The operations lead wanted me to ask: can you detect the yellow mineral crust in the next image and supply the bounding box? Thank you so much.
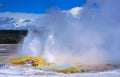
[9,56,85,73]
[9,56,56,66]
[54,67,85,73]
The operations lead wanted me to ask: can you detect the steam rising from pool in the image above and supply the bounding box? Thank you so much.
[18,30,55,62]
[18,0,120,65]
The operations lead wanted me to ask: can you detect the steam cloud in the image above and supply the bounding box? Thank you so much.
[18,0,120,65]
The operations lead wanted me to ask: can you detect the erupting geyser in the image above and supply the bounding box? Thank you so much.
[16,0,120,65]
[18,30,55,63]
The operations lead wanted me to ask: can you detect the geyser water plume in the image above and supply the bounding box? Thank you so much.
[18,30,55,63]
[18,0,120,65]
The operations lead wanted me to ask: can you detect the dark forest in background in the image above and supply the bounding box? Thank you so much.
[0,30,27,44]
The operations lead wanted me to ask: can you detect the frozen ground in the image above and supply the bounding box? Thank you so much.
[0,65,120,77]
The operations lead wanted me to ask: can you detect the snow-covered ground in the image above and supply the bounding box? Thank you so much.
[0,65,120,77]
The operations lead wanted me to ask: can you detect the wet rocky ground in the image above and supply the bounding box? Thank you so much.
[0,44,120,72]
[0,44,120,77]
[0,44,17,64]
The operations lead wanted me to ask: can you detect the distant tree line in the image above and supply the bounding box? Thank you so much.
[0,30,27,44]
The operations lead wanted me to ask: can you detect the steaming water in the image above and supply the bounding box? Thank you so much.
[1,0,120,77]
[18,30,55,62]
[17,0,120,65]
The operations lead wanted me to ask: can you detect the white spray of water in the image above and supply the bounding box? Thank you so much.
[18,0,120,65]
[18,30,55,62]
